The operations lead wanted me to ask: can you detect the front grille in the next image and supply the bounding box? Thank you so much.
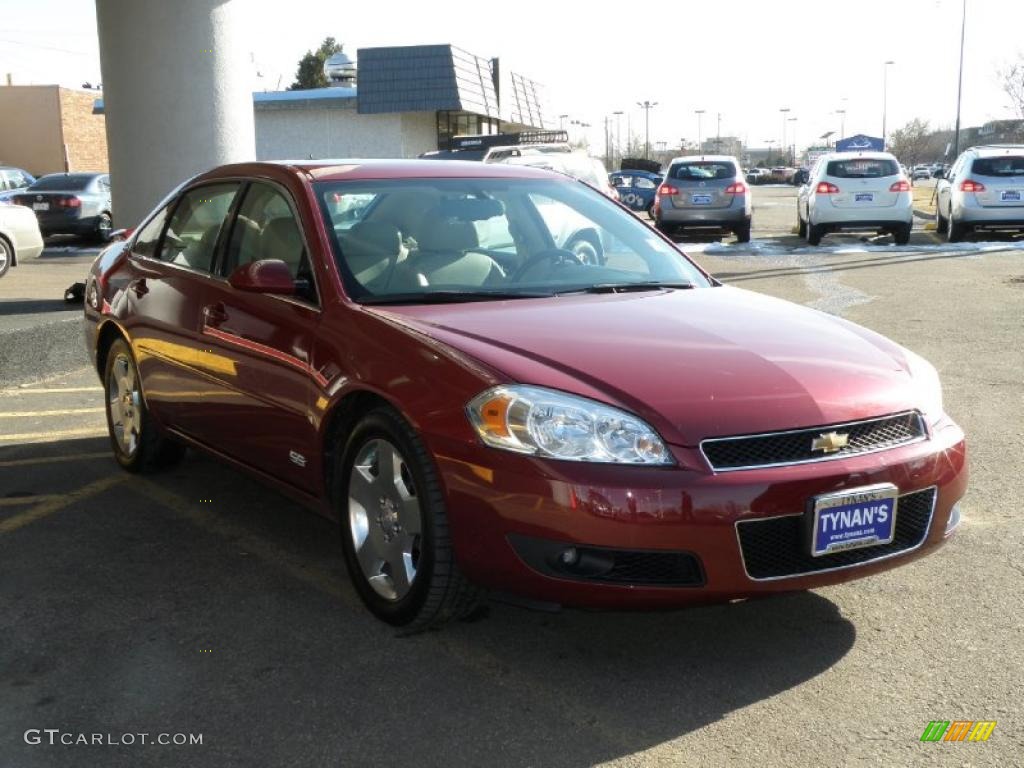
[508,534,705,587]
[701,412,926,471]
[737,487,936,580]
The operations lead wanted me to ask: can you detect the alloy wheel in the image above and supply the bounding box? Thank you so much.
[347,438,422,601]
[107,352,142,457]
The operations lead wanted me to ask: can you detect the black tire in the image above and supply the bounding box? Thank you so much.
[947,214,967,243]
[893,224,911,245]
[336,406,483,632]
[797,214,807,239]
[0,236,11,278]
[103,338,184,473]
[935,205,948,235]
[807,223,825,246]
[94,213,113,243]
[733,221,751,243]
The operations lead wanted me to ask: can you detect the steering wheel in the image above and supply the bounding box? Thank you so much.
[510,248,584,283]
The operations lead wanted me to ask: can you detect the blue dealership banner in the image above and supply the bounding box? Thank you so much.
[835,134,885,152]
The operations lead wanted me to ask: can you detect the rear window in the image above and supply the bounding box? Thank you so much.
[669,161,736,181]
[29,174,96,191]
[971,156,1024,177]
[825,159,899,178]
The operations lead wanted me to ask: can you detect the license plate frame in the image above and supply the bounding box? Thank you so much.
[1001,190,1021,202]
[854,192,874,203]
[691,194,712,205]
[808,483,898,557]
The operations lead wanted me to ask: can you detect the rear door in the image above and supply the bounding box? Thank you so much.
[967,153,1024,209]
[195,180,322,489]
[823,156,902,209]
[124,182,241,435]
[666,160,736,209]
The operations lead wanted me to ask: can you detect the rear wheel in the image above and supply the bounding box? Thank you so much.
[733,221,751,243]
[337,406,483,632]
[893,224,911,245]
[947,214,967,243]
[103,338,184,472]
[0,237,11,278]
[935,204,948,235]
[94,213,113,243]
[807,223,825,246]
[797,213,807,239]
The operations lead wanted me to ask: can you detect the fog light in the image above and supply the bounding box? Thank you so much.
[559,547,578,566]
[945,502,962,534]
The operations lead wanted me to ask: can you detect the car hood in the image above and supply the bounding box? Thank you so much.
[371,286,923,446]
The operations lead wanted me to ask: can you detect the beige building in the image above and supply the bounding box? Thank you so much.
[0,85,108,176]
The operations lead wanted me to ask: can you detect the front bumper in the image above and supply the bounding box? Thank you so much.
[431,418,967,609]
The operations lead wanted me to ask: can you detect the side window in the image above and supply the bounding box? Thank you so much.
[224,183,307,281]
[611,175,632,189]
[132,205,171,258]
[159,183,238,272]
[634,177,657,190]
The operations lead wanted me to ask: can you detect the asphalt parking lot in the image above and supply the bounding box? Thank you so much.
[2,188,1023,767]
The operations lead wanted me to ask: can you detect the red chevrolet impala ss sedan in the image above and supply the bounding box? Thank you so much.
[83,160,967,630]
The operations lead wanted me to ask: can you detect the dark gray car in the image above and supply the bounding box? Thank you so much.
[652,155,752,242]
[13,172,112,241]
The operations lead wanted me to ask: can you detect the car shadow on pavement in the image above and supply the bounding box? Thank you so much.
[0,299,79,316]
[1,437,856,767]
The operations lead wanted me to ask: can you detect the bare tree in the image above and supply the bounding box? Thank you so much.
[999,54,1024,120]
[888,118,933,166]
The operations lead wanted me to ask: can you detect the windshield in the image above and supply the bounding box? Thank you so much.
[29,174,98,191]
[315,177,710,303]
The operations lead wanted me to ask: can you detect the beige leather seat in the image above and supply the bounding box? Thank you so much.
[391,215,504,290]
[338,221,404,289]
[259,216,304,277]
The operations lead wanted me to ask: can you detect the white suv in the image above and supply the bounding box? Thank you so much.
[797,151,913,245]
[935,145,1024,242]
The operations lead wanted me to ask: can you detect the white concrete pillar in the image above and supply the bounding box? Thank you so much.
[95,0,255,227]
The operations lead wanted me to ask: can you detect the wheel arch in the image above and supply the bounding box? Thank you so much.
[321,388,402,505]
[95,320,128,378]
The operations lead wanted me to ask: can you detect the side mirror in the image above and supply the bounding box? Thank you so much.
[227,259,295,295]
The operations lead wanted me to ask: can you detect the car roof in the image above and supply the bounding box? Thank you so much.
[199,159,564,183]
[817,151,899,162]
[668,155,739,164]
[967,144,1024,157]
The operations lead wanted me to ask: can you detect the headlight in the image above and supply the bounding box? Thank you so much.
[904,350,944,423]
[466,385,673,465]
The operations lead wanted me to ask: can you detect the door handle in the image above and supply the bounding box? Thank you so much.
[129,278,148,297]
[202,303,228,326]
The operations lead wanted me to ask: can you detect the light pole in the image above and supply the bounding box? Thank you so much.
[953,0,967,157]
[695,109,705,153]
[836,109,846,141]
[637,100,657,159]
[882,60,895,148]
[765,139,775,165]
[787,116,798,164]
[613,110,623,164]
[779,107,790,164]
[716,112,722,151]
[559,114,568,130]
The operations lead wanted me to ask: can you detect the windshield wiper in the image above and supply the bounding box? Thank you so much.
[555,281,695,295]
[357,290,553,305]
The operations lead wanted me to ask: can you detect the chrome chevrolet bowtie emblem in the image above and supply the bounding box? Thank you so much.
[811,431,849,453]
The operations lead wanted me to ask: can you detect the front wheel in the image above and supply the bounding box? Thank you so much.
[337,406,482,631]
[94,213,113,243]
[0,237,11,278]
[103,338,184,472]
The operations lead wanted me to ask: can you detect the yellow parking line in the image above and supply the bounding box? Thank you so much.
[0,426,108,443]
[0,407,105,419]
[0,451,110,468]
[0,495,62,507]
[0,387,102,395]
[0,475,124,535]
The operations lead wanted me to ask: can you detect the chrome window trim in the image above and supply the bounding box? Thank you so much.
[734,485,937,582]
[699,411,928,473]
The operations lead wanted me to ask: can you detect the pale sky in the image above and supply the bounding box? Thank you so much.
[1,0,1021,153]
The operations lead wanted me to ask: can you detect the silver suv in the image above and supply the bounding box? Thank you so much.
[652,155,752,242]
[936,145,1024,241]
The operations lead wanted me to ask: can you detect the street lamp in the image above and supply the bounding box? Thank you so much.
[765,139,775,164]
[787,116,798,165]
[779,107,790,164]
[836,109,846,141]
[637,100,657,159]
[882,60,895,148]
[953,0,967,157]
[694,109,705,152]
[612,110,623,163]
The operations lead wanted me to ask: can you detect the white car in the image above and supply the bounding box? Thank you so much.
[0,199,45,278]
[935,144,1024,242]
[797,151,913,245]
